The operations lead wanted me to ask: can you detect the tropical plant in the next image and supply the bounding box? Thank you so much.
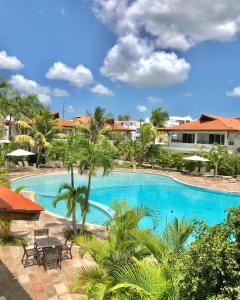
[145,144,161,168]
[78,137,117,232]
[208,145,229,176]
[15,109,58,166]
[73,199,160,299]
[138,123,156,165]
[53,183,88,235]
[118,114,130,121]
[47,133,82,187]
[150,107,169,128]
[79,106,109,145]
[179,221,240,300]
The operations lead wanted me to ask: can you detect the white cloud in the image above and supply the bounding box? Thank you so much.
[46,61,94,88]
[93,0,240,87]
[226,85,240,97]
[137,105,147,112]
[180,92,193,97]
[101,34,190,87]
[90,83,114,96]
[94,0,240,50]
[9,74,68,105]
[0,50,23,70]
[148,96,162,103]
[65,105,75,113]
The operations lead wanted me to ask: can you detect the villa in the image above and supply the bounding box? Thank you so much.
[161,113,240,153]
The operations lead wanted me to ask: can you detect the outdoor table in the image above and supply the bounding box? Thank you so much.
[35,237,62,249]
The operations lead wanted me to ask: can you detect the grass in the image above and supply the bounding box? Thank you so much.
[0,235,26,246]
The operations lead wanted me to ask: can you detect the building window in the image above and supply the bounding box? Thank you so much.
[209,134,225,145]
[182,133,195,143]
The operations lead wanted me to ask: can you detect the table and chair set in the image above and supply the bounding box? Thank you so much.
[21,229,73,271]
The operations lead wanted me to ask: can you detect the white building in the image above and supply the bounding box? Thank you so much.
[115,120,141,140]
[165,115,193,127]
[160,114,240,153]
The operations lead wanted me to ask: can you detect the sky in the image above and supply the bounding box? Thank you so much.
[1,0,240,120]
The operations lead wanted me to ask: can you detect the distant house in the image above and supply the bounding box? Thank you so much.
[160,114,240,153]
[165,115,193,127]
[115,120,141,140]
[55,115,134,140]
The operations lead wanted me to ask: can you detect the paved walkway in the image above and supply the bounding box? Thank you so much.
[0,211,107,300]
[1,167,239,300]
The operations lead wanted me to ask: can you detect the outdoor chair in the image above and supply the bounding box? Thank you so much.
[204,169,215,177]
[21,242,40,268]
[34,228,49,246]
[192,166,199,175]
[199,167,206,175]
[23,160,30,168]
[59,238,73,260]
[17,161,24,169]
[42,247,61,271]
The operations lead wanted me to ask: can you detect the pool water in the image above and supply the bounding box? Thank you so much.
[12,172,240,231]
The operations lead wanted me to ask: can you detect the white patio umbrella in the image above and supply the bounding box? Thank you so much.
[183,155,209,162]
[7,149,35,157]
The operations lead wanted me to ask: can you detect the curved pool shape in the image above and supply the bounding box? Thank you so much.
[12,172,240,231]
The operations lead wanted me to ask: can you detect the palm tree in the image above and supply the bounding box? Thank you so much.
[138,123,156,165]
[73,200,159,299]
[150,107,169,128]
[208,144,229,177]
[78,137,117,232]
[78,106,109,145]
[14,109,58,166]
[145,144,161,168]
[46,133,82,187]
[53,183,88,235]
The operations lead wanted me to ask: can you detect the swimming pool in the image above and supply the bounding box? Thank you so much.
[12,171,240,231]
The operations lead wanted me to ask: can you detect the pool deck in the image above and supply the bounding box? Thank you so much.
[1,167,240,300]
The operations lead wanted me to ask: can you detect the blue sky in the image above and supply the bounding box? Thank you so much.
[1,0,240,120]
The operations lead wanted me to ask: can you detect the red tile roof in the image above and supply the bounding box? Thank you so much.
[160,114,240,132]
[55,118,78,127]
[0,185,44,212]
[111,123,135,131]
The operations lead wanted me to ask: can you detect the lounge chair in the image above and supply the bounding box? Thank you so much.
[192,166,199,175]
[21,242,40,268]
[199,167,206,176]
[17,161,24,168]
[204,169,215,177]
[23,160,30,168]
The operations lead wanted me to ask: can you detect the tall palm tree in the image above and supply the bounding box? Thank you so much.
[14,109,58,166]
[145,144,161,168]
[150,107,169,128]
[53,183,88,235]
[78,106,109,145]
[78,137,117,232]
[138,123,156,165]
[46,133,82,187]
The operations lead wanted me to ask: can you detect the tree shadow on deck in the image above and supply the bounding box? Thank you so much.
[0,259,32,300]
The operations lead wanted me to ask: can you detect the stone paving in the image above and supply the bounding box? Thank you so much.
[0,210,106,300]
[1,167,240,300]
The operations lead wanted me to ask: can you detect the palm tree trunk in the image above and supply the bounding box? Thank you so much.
[214,163,218,177]
[36,147,41,168]
[70,165,74,187]
[81,174,91,233]
[72,209,77,235]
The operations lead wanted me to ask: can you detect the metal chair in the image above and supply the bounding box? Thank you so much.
[42,247,61,271]
[59,238,73,260]
[21,242,40,268]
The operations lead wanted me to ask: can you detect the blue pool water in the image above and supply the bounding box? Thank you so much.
[12,172,240,231]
